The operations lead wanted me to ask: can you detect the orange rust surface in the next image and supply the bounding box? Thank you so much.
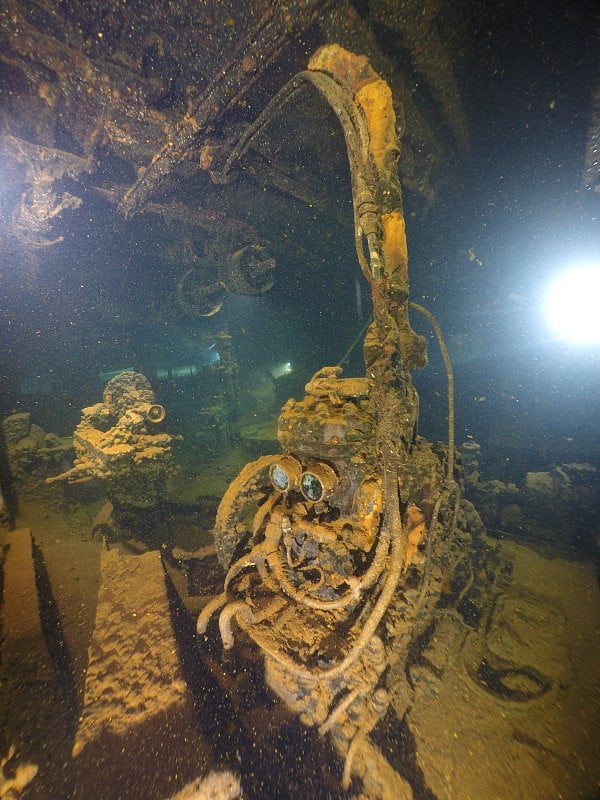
[309,44,405,290]
[308,45,400,176]
[403,503,426,572]
[355,79,397,172]
[308,45,376,94]
[381,210,408,279]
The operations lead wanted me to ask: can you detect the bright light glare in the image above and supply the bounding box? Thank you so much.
[545,264,600,344]
[269,361,293,380]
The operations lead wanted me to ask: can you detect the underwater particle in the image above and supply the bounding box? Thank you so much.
[199,143,214,170]
[467,248,483,267]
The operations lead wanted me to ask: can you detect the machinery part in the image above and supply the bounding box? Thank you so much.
[268,456,338,502]
[216,45,428,369]
[201,367,462,799]
[155,366,199,381]
[298,461,338,502]
[222,244,276,295]
[175,243,275,317]
[102,371,156,418]
[213,454,283,568]
[196,47,472,800]
[176,268,225,317]
[138,403,166,424]
[268,456,303,492]
[409,301,455,482]
[101,363,220,385]
[47,372,174,509]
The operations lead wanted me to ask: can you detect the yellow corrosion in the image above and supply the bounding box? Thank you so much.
[352,478,383,551]
[381,210,408,279]
[308,44,426,367]
[355,79,396,173]
[402,503,426,572]
[308,45,399,176]
[307,46,374,93]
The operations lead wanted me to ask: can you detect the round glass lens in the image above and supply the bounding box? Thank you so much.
[300,472,323,502]
[270,464,289,491]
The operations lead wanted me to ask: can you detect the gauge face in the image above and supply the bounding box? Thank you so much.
[269,463,290,491]
[300,472,323,502]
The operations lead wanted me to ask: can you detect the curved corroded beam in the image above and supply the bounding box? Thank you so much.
[218,45,427,374]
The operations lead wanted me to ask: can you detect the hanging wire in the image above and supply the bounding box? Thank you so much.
[337,316,372,368]
[409,302,455,484]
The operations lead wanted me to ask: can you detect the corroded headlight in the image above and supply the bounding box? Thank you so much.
[300,463,337,502]
[269,456,302,492]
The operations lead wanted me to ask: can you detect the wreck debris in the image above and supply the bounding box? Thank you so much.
[460,439,482,484]
[0,135,92,247]
[165,771,242,800]
[0,0,474,283]
[174,237,226,318]
[201,365,475,799]
[0,530,68,797]
[0,0,170,163]
[217,42,427,372]
[118,0,335,217]
[176,268,225,318]
[194,45,491,798]
[175,241,275,317]
[464,444,599,551]
[71,544,210,798]
[0,746,38,800]
[2,412,72,483]
[12,181,80,247]
[47,371,174,509]
[317,0,447,207]
[222,244,276,295]
[214,329,239,399]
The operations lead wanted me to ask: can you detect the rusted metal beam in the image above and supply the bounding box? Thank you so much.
[0,0,170,161]
[118,0,334,218]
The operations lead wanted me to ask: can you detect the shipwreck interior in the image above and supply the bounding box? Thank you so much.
[0,1,599,800]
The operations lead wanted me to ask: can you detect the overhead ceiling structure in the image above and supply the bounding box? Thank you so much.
[0,0,470,273]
